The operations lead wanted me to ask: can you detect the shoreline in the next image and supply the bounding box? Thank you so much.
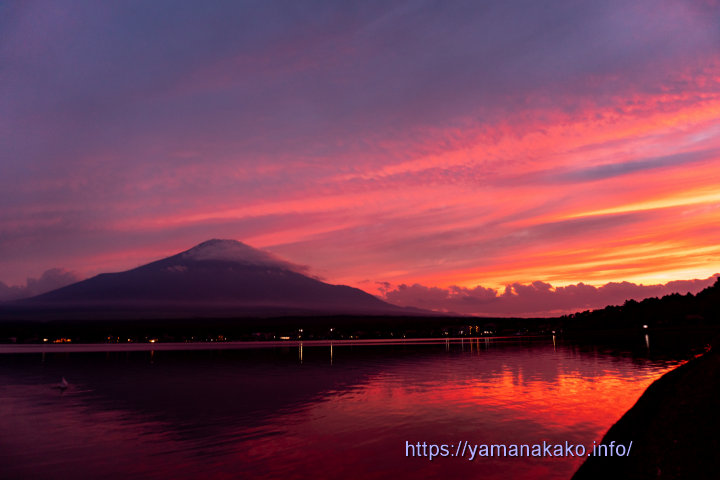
[572,340,719,479]
[0,335,549,354]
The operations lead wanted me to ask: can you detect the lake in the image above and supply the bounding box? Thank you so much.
[0,338,682,479]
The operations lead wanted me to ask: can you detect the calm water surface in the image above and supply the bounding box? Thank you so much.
[0,339,682,479]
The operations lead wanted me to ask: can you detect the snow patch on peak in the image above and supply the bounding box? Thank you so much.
[181,239,307,273]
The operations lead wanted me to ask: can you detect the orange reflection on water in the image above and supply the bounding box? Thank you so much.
[0,343,681,480]
[233,344,679,480]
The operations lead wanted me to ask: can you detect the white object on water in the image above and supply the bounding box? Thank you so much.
[59,377,68,390]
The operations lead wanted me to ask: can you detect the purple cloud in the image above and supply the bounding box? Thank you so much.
[1,0,718,297]
[381,275,719,317]
[0,268,80,302]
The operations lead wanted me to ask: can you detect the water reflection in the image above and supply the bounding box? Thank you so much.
[0,340,682,480]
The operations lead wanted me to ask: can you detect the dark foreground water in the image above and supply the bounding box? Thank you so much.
[0,338,682,479]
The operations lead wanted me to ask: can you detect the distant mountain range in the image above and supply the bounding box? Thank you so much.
[2,239,426,319]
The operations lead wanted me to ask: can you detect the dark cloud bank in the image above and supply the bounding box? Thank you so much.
[1,266,716,319]
[0,268,80,302]
[380,275,719,317]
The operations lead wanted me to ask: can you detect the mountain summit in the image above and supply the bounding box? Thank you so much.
[179,239,306,272]
[11,239,412,318]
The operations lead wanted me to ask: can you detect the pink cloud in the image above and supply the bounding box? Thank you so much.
[380,275,719,317]
[1,0,719,301]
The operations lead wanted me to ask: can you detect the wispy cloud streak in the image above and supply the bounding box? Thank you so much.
[1,0,719,311]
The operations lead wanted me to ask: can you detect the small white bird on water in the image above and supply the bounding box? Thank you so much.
[53,377,69,391]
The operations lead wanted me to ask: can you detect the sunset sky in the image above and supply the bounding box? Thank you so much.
[1,0,719,315]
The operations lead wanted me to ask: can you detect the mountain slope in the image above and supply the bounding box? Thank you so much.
[9,239,415,318]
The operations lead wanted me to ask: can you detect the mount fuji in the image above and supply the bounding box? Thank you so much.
[8,239,418,319]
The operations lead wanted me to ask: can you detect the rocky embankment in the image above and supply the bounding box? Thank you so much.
[573,345,719,479]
